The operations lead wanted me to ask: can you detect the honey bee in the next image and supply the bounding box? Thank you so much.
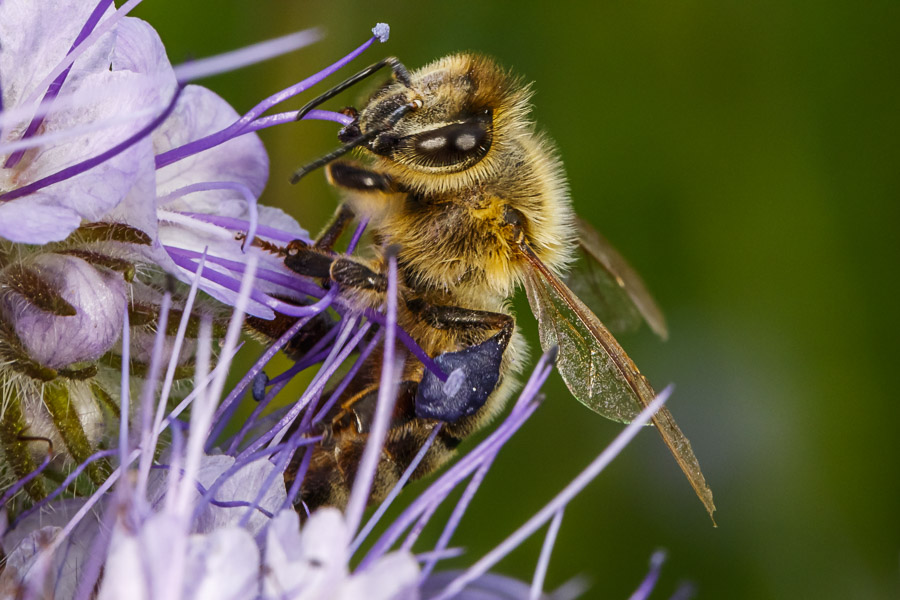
[265,54,715,520]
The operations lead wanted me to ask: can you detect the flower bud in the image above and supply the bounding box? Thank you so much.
[1,254,125,369]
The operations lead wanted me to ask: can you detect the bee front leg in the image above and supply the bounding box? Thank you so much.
[284,242,385,292]
[314,203,355,251]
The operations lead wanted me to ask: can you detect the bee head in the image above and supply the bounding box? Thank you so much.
[352,71,495,174]
[291,54,522,185]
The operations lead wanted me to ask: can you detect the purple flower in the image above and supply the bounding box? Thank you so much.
[0,0,323,503]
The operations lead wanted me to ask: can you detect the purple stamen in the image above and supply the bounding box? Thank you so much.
[9,449,117,531]
[176,212,312,244]
[401,500,440,554]
[282,434,314,510]
[531,508,565,600]
[628,551,667,600]
[3,0,114,169]
[224,362,300,456]
[208,314,315,447]
[172,29,322,83]
[433,387,674,600]
[0,453,53,508]
[192,436,320,522]
[344,253,401,536]
[415,547,465,564]
[350,423,443,554]
[118,302,131,469]
[134,290,172,510]
[309,326,381,425]
[161,181,259,251]
[164,416,188,514]
[234,314,368,459]
[347,218,370,254]
[143,251,208,497]
[236,443,295,528]
[357,304,447,381]
[0,86,184,203]
[0,93,160,156]
[245,108,355,132]
[419,455,496,581]
[72,500,117,600]
[181,261,254,512]
[359,354,555,570]
[19,0,145,110]
[270,317,366,450]
[155,32,379,170]
[163,246,323,299]
[167,249,336,316]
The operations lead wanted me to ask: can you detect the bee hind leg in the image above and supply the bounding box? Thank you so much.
[409,302,514,423]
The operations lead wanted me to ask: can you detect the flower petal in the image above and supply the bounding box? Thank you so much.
[155,85,269,216]
[113,17,177,87]
[0,193,81,243]
[341,552,420,600]
[0,0,116,109]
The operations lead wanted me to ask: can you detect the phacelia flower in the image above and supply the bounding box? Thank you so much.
[0,0,322,505]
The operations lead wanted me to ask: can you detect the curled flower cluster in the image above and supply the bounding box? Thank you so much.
[0,1,689,598]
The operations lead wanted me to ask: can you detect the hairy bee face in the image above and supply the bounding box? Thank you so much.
[347,62,497,174]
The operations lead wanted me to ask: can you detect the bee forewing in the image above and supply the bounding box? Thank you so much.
[521,245,715,522]
[572,216,669,340]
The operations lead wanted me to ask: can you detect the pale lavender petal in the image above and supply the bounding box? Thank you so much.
[0,194,81,243]
[0,0,115,109]
[185,527,261,600]
[96,513,182,600]
[340,551,419,600]
[97,152,159,255]
[0,70,159,242]
[155,84,268,216]
[112,17,177,86]
[146,454,287,536]
[263,508,350,599]
[299,507,351,567]
[0,526,60,598]
[1,499,103,600]
[0,254,126,368]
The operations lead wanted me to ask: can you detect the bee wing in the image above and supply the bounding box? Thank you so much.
[568,216,668,340]
[520,241,716,522]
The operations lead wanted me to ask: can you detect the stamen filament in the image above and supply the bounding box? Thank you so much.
[344,253,401,536]
[530,508,565,600]
[172,29,322,83]
[4,0,115,168]
[434,387,673,600]
[0,86,184,202]
[155,32,380,170]
[350,422,444,554]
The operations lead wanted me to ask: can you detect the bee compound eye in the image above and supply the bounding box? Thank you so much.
[406,115,493,169]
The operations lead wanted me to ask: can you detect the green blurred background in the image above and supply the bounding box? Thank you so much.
[136,1,899,597]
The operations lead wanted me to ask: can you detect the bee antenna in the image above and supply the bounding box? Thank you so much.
[290,99,421,184]
[290,137,370,183]
[294,57,412,122]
